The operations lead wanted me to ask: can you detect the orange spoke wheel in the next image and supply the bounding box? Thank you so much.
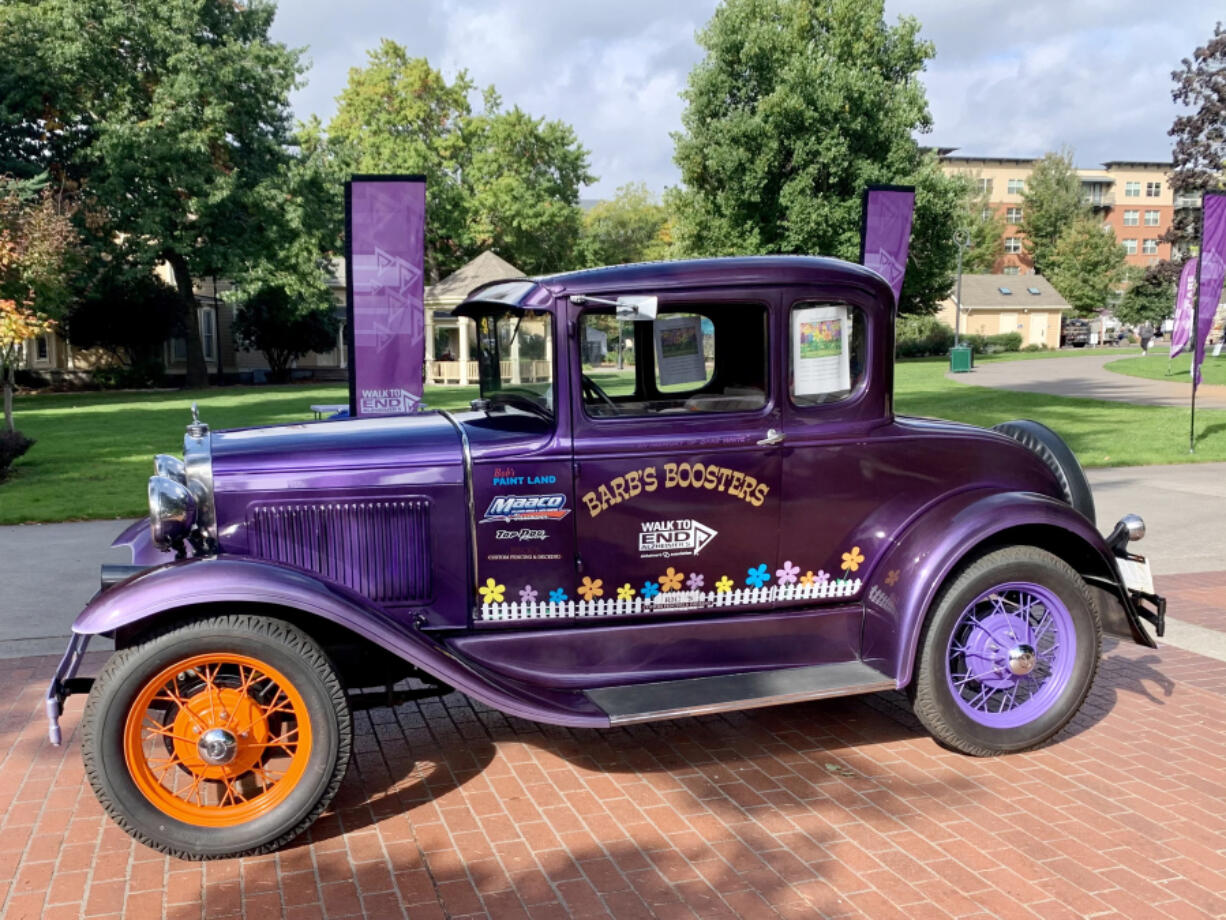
[84,615,351,858]
[124,653,313,826]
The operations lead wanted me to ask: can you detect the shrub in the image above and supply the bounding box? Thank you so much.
[1021,343,1046,352]
[0,429,33,479]
[895,315,955,358]
[92,359,165,389]
[985,332,1023,353]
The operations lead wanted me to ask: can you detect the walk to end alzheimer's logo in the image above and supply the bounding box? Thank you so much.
[359,388,421,413]
[638,519,718,559]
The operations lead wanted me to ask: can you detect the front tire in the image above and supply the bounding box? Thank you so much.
[910,546,1101,756]
[81,614,352,859]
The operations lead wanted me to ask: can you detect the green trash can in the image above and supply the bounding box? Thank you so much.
[949,344,973,373]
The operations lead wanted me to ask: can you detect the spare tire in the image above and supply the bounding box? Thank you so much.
[992,419,1096,525]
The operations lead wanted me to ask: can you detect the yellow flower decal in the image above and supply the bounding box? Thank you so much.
[659,567,684,592]
[841,546,865,573]
[715,575,734,593]
[884,569,899,587]
[800,570,816,586]
[478,577,505,603]
[577,576,604,601]
[617,583,635,600]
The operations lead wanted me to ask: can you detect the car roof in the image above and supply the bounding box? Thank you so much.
[457,255,894,314]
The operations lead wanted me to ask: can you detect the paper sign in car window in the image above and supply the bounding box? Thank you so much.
[792,305,850,396]
[654,315,707,387]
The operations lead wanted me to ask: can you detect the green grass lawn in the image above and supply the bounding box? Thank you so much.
[1103,352,1226,387]
[2,362,1224,524]
[980,346,1143,362]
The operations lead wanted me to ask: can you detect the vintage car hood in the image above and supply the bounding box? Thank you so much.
[210,411,462,475]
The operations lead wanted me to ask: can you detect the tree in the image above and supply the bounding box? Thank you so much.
[1114,267,1175,328]
[1045,217,1127,317]
[1019,149,1089,276]
[63,271,181,370]
[668,0,964,314]
[329,48,594,277]
[955,178,1007,273]
[0,176,76,431]
[328,42,474,281]
[233,286,340,383]
[0,0,306,388]
[1158,23,1226,278]
[464,95,595,274]
[577,183,671,268]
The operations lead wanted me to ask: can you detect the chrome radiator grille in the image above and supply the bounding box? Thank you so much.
[247,500,431,603]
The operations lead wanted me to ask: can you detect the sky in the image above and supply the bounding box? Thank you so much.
[268,0,1221,199]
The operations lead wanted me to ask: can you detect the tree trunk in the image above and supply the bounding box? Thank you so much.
[165,251,209,389]
[3,364,14,433]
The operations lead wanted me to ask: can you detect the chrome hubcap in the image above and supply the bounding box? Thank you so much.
[197,728,238,766]
[1007,644,1037,676]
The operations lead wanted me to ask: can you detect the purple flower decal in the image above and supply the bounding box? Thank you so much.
[776,560,800,585]
[519,585,538,603]
[686,572,705,590]
[746,564,770,588]
[815,569,830,584]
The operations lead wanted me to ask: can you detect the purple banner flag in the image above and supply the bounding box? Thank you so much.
[346,176,426,416]
[1169,257,1197,359]
[861,186,916,305]
[1195,192,1226,390]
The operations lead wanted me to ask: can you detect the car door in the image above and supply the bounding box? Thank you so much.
[569,294,785,620]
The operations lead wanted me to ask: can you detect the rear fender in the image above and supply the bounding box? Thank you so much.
[861,489,1153,688]
[73,557,609,727]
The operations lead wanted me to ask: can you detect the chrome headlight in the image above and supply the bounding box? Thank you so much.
[154,453,186,484]
[148,475,197,551]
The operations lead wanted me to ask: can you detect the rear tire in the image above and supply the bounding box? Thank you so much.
[910,546,1101,756]
[81,614,351,859]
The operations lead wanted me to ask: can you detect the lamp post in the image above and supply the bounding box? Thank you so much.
[953,228,971,348]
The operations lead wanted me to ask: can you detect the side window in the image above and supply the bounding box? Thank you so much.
[578,304,768,418]
[789,302,867,406]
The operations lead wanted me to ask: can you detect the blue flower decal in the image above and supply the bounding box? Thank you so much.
[641,580,660,599]
[746,564,770,588]
[548,588,568,604]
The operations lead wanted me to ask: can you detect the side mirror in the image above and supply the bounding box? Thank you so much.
[616,295,658,321]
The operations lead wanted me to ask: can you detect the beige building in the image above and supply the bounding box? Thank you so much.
[21,251,522,387]
[936,274,1072,348]
[939,153,1200,276]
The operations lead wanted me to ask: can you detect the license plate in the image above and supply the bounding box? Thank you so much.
[1116,555,1154,595]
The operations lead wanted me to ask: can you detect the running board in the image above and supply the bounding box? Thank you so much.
[585,661,896,725]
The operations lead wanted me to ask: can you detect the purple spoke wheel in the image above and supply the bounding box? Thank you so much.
[945,581,1075,729]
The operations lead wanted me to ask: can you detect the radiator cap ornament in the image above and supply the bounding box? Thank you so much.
[187,402,208,439]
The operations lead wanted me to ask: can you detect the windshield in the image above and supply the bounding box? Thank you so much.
[475,310,554,416]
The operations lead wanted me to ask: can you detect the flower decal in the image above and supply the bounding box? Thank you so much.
[884,569,900,587]
[776,561,800,585]
[800,570,816,586]
[715,575,734,593]
[577,576,604,601]
[518,585,538,603]
[617,583,636,601]
[659,567,684,592]
[548,588,568,604]
[478,578,505,604]
[815,569,830,584]
[686,572,705,590]
[641,580,660,599]
[841,546,865,574]
[746,564,770,588]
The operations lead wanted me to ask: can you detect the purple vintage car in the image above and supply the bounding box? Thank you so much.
[47,256,1164,859]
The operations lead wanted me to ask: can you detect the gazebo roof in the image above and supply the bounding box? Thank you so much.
[426,251,524,306]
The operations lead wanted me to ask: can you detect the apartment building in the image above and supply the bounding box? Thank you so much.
[938,153,1198,275]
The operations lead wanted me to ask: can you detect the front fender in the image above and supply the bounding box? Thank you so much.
[72,557,609,728]
[861,489,1147,688]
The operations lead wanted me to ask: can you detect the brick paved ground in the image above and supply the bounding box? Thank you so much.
[1,574,1224,920]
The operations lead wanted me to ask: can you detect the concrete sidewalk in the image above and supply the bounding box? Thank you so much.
[949,352,1226,409]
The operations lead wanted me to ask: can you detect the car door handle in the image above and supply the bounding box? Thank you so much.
[756,428,785,446]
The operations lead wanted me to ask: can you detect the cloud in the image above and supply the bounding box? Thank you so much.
[270,0,1220,199]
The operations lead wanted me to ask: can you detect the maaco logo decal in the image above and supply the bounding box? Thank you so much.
[482,494,571,523]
